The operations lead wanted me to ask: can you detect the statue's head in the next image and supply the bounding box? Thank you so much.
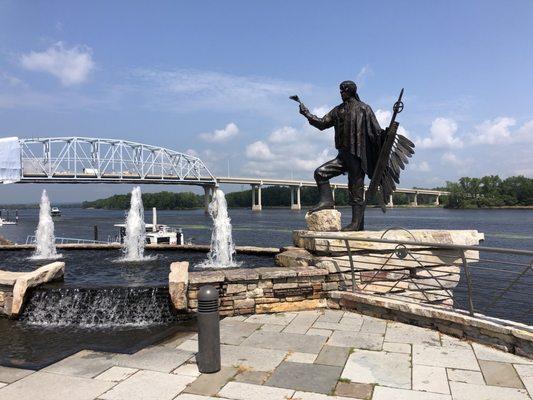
[340,80,358,101]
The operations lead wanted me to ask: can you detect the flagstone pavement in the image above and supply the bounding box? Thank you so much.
[1,310,532,400]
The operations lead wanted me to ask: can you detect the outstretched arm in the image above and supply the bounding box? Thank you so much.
[300,104,335,131]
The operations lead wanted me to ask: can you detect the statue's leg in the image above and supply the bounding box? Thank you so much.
[310,155,345,213]
[341,154,365,231]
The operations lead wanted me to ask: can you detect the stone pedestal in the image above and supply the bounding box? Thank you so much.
[305,210,341,232]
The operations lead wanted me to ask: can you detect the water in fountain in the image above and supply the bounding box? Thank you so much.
[31,190,61,260]
[198,188,240,269]
[120,186,155,262]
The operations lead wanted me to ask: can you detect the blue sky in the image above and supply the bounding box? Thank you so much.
[1,1,532,203]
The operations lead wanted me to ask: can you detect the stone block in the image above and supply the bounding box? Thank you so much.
[255,299,326,314]
[224,269,259,281]
[255,267,297,280]
[275,248,314,268]
[11,261,64,317]
[226,283,247,294]
[234,299,255,309]
[273,282,298,290]
[258,280,273,289]
[169,261,189,310]
[245,288,264,298]
[189,270,225,284]
[304,209,341,232]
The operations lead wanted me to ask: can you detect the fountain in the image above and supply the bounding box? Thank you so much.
[31,189,61,260]
[120,186,154,262]
[198,188,240,269]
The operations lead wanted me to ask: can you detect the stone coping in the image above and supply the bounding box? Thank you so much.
[0,244,280,255]
[331,290,533,358]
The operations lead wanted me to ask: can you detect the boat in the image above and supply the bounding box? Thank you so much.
[0,209,18,225]
[114,207,184,245]
[51,207,61,217]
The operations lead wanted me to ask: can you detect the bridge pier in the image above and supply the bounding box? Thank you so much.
[204,186,214,213]
[410,192,419,207]
[434,195,440,206]
[252,184,262,212]
[290,186,301,210]
[387,194,394,208]
[332,186,336,203]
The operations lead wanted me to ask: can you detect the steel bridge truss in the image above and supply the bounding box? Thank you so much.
[19,137,216,186]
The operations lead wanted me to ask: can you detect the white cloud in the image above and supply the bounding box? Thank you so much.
[356,65,372,83]
[375,109,410,137]
[0,71,23,87]
[470,117,514,145]
[441,152,471,169]
[411,161,430,172]
[416,117,463,149]
[200,122,239,142]
[185,149,199,157]
[20,42,94,86]
[268,126,299,143]
[246,141,275,161]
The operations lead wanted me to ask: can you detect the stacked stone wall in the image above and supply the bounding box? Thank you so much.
[0,286,13,316]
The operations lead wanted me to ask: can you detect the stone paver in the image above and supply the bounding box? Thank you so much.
[315,345,351,367]
[0,371,114,400]
[100,369,194,400]
[265,361,342,394]
[114,346,194,373]
[286,351,318,363]
[316,310,345,323]
[292,391,354,399]
[95,366,138,382]
[342,349,411,389]
[385,322,440,345]
[449,381,530,400]
[259,324,284,332]
[335,381,374,399]
[174,395,219,400]
[479,360,524,388]
[412,365,449,394]
[43,350,116,378]
[183,366,237,396]
[446,368,485,385]
[327,331,383,350]
[412,343,479,370]
[221,344,287,371]
[244,312,297,326]
[283,310,321,334]
[218,320,262,345]
[177,340,199,352]
[382,342,411,354]
[372,386,451,400]
[219,381,294,400]
[472,342,533,365]
[242,330,327,353]
[313,317,363,332]
[0,366,34,383]
[514,364,533,394]
[234,370,270,384]
[173,363,201,377]
[0,382,5,389]
[307,328,333,337]
[359,316,387,334]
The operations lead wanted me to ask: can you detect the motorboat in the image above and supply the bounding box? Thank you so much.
[51,207,61,217]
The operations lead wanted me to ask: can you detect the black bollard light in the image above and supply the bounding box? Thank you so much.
[196,285,221,373]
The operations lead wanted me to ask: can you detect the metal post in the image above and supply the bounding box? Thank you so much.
[197,285,221,373]
[459,249,475,316]
[93,225,98,242]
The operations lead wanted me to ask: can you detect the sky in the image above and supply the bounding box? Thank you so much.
[0,0,532,203]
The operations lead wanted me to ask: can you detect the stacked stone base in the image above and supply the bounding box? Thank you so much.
[276,229,484,307]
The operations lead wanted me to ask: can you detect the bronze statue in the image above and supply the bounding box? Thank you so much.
[292,81,414,231]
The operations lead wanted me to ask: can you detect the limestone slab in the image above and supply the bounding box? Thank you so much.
[260,324,284,332]
[479,360,524,388]
[43,350,116,378]
[283,310,320,334]
[219,320,261,345]
[383,342,411,354]
[327,331,384,350]
[173,363,200,378]
[446,368,485,385]
[114,346,194,373]
[219,381,294,400]
[316,310,345,323]
[100,369,194,400]
[286,352,318,363]
[174,395,219,400]
[335,381,374,399]
[169,261,189,310]
[342,349,411,389]
[412,365,450,394]
[449,381,530,400]
[359,316,387,334]
[472,343,533,365]
[234,370,270,384]
[0,366,34,383]
[514,364,533,395]
[95,366,138,382]
[244,312,297,326]
[0,371,114,400]
[385,321,440,345]
[305,209,341,232]
[307,328,333,337]
[183,366,237,396]
[220,344,287,371]
[313,316,364,332]
[412,344,479,370]
[265,361,342,394]
[177,340,198,353]
[373,386,451,400]
[241,330,327,354]
[293,391,354,399]
[315,345,351,367]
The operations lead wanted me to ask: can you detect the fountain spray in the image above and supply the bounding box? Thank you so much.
[121,186,153,262]
[31,189,61,260]
[198,188,240,269]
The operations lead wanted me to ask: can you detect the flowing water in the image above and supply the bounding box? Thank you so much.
[120,186,154,262]
[198,189,240,269]
[31,189,61,260]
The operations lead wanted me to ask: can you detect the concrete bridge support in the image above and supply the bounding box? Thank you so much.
[290,186,301,210]
[434,195,440,206]
[410,193,419,207]
[252,184,262,212]
[387,194,394,208]
[204,186,214,213]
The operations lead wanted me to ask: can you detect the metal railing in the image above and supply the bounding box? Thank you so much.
[25,235,111,245]
[301,232,533,326]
